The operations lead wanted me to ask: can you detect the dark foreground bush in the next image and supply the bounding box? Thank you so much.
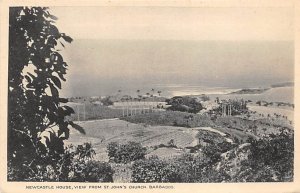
[130,131,294,183]
[131,154,228,183]
[69,160,113,182]
[8,143,114,182]
[131,156,181,182]
[107,141,146,163]
[245,130,294,182]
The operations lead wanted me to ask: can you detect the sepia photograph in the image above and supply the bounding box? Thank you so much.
[1,1,299,192]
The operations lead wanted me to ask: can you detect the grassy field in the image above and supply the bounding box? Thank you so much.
[66,110,284,161]
[121,111,216,128]
[122,110,292,141]
[66,119,197,161]
[65,107,293,182]
[67,103,124,121]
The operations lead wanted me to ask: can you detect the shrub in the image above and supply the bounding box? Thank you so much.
[246,131,294,181]
[107,141,146,163]
[101,96,114,106]
[202,142,237,163]
[167,139,176,147]
[8,143,114,182]
[131,156,181,182]
[166,96,203,114]
[69,160,113,182]
[131,154,226,183]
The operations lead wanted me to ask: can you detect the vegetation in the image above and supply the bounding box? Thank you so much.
[229,88,269,94]
[246,131,294,181]
[8,142,114,182]
[122,111,215,128]
[107,142,147,164]
[7,7,88,181]
[67,103,123,121]
[7,6,293,184]
[256,100,294,108]
[100,96,114,106]
[131,154,227,183]
[7,7,115,182]
[166,96,203,113]
[130,130,293,183]
[198,94,210,102]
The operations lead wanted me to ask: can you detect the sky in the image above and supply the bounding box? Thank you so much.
[49,6,294,97]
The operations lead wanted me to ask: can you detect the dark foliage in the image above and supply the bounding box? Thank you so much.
[69,160,113,182]
[8,7,83,181]
[166,96,203,113]
[101,96,114,106]
[107,141,146,163]
[131,154,229,183]
[245,131,294,181]
[202,142,236,163]
[131,156,181,182]
[8,142,114,182]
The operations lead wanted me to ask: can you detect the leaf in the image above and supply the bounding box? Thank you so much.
[69,121,86,135]
[57,73,66,81]
[62,128,70,140]
[49,25,59,37]
[48,14,58,20]
[59,98,68,103]
[44,136,50,146]
[49,83,59,97]
[51,75,61,89]
[63,105,75,115]
[58,129,63,137]
[61,35,73,43]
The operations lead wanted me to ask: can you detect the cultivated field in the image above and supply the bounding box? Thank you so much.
[66,119,201,161]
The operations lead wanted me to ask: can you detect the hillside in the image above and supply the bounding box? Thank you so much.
[66,119,198,161]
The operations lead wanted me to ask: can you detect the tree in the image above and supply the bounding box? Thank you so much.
[157,90,162,109]
[151,88,155,112]
[146,92,150,113]
[8,7,84,180]
[136,90,141,114]
[166,96,203,114]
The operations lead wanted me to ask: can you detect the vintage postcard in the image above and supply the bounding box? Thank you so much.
[0,0,299,193]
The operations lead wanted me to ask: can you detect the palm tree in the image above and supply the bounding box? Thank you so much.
[146,93,150,113]
[150,94,154,112]
[138,95,142,114]
[157,90,162,109]
[142,96,147,114]
[120,96,125,117]
[125,96,129,116]
[151,88,155,112]
[118,89,122,101]
[133,97,137,115]
[129,96,133,116]
[157,90,162,96]
[136,90,140,114]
